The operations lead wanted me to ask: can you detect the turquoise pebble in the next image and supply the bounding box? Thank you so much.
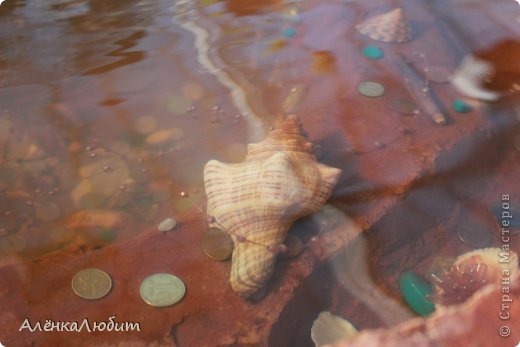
[283,27,297,38]
[362,45,383,60]
[452,99,472,113]
[399,271,436,316]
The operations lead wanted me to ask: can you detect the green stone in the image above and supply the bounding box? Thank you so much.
[452,99,472,113]
[399,271,435,316]
[362,45,383,60]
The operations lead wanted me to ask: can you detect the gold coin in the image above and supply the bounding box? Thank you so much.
[202,228,233,261]
[72,268,112,300]
[280,234,304,259]
[140,273,186,307]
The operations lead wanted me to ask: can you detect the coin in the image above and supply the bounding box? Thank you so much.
[389,97,418,115]
[72,268,112,300]
[358,81,385,98]
[425,256,456,282]
[202,227,233,261]
[280,234,304,259]
[425,66,452,84]
[140,273,186,307]
[457,224,493,248]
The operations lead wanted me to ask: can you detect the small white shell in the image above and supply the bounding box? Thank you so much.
[311,311,359,347]
[158,218,177,233]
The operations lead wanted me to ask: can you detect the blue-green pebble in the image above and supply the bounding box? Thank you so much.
[452,99,472,113]
[399,271,436,316]
[283,27,296,38]
[362,45,383,60]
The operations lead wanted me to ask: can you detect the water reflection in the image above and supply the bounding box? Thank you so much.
[0,0,519,344]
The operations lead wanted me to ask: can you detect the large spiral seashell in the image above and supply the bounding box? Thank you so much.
[204,115,341,298]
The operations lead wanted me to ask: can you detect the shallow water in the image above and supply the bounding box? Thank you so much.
[0,0,519,346]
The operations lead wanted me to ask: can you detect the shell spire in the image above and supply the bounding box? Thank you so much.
[356,8,413,43]
[204,115,341,298]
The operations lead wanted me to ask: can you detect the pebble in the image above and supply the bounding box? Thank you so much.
[145,129,179,145]
[166,95,191,115]
[362,45,383,60]
[312,51,335,73]
[399,271,435,316]
[452,99,473,113]
[35,202,61,222]
[283,27,297,38]
[158,217,177,233]
[135,116,157,134]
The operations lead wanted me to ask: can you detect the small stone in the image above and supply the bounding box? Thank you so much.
[283,27,296,38]
[158,217,177,233]
[452,99,473,113]
[362,45,384,60]
[35,202,61,222]
[399,271,435,316]
[135,116,157,134]
[145,129,173,145]
[68,142,82,154]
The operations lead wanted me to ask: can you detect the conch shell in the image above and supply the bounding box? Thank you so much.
[204,115,341,298]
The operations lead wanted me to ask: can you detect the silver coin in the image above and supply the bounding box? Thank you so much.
[358,82,385,98]
[457,224,492,249]
[140,273,186,307]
